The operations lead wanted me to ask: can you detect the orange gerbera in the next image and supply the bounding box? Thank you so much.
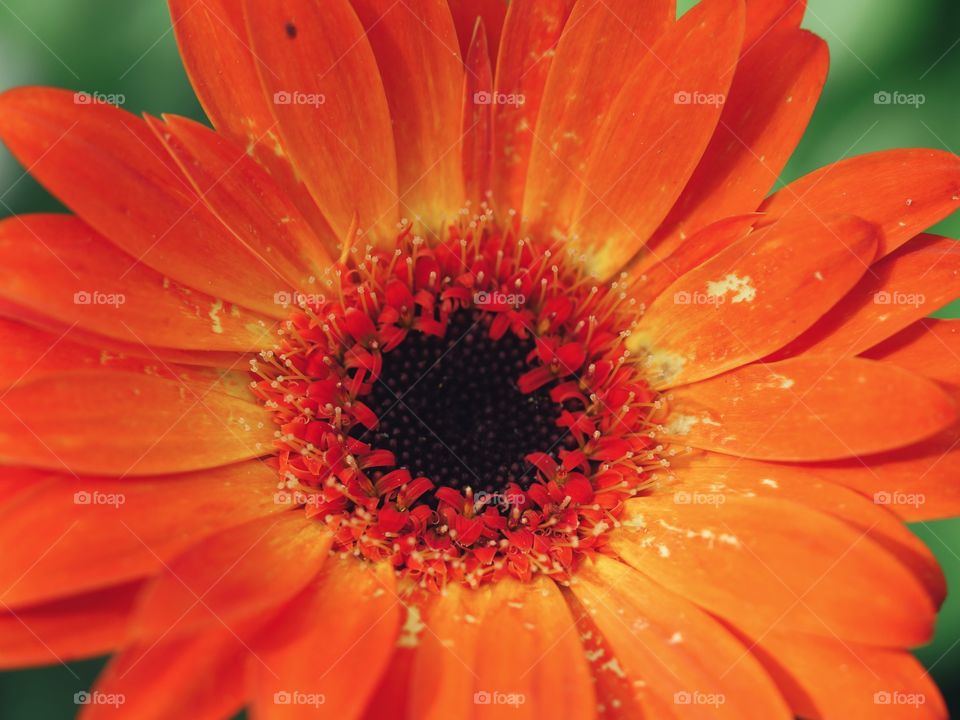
[0,0,958,717]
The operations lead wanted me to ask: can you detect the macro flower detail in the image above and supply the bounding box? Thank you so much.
[0,0,959,719]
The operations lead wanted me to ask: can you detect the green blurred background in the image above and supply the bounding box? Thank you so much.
[0,0,958,717]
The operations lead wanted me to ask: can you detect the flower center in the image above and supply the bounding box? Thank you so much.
[355,309,571,498]
[252,212,666,591]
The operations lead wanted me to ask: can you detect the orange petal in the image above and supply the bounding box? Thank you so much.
[0,310,249,371]
[0,581,141,669]
[80,625,252,720]
[243,0,399,240]
[490,0,575,213]
[759,150,960,258]
[522,0,673,231]
[0,462,285,607]
[865,319,960,388]
[569,0,745,279]
[149,114,334,283]
[745,631,947,720]
[569,555,791,719]
[351,0,465,226]
[249,560,400,719]
[462,17,494,208]
[647,28,827,259]
[812,422,960,521]
[628,214,759,306]
[634,216,877,388]
[774,234,960,358]
[449,0,506,68]
[167,0,337,251]
[610,492,937,646]
[0,214,277,352]
[412,576,596,719]
[742,0,806,51]
[131,512,331,642]
[0,467,47,506]
[0,370,274,475]
[0,87,290,317]
[664,356,957,460]
[666,454,946,604]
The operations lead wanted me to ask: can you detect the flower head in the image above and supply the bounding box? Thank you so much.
[0,0,958,718]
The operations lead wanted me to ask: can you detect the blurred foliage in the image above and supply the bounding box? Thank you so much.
[1,0,959,717]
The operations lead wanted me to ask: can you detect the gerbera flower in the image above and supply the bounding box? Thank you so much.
[0,0,958,717]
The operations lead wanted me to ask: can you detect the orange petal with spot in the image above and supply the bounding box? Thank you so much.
[628,214,759,305]
[150,114,334,283]
[0,462,286,607]
[812,422,960,521]
[0,581,142,669]
[611,493,937,646]
[864,319,960,388]
[634,216,877,388]
[412,576,595,719]
[0,214,276,352]
[0,371,274,475]
[569,555,791,719]
[0,87,289,317]
[744,631,947,720]
[648,28,827,258]
[131,512,331,642]
[167,0,337,251]
[352,0,465,226]
[243,0,399,240]
[570,0,745,279]
[665,356,957,460]
[760,150,960,257]
[490,0,575,213]
[522,0,673,231]
[249,560,400,719]
[669,454,945,603]
[775,234,960,359]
